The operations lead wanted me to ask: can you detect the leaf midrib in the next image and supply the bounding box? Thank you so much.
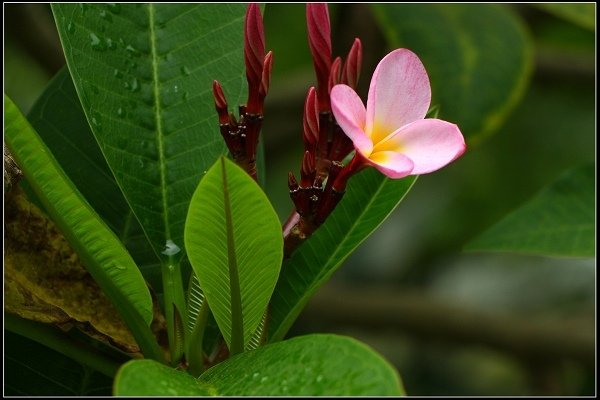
[221,158,244,354]
[148,3,171,245]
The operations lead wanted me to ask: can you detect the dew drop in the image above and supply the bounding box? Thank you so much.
[162,240,181,256]
[107,3,121,14]
[182,92,189,101]
[173,85,179,93]
[181,66,191,76]
[114,264,126,270]
[99,9,113,22]
[125,44,140,58]
[67,21,75,34]
[130,77,140,92]
[252,372,260,379]
[260,376,268,383]
[90,111,102,131]
[106,37,116,50]
[117,107,124,117]
[90,33,106,51]
[113,68,122,78]
[316,375,323,383]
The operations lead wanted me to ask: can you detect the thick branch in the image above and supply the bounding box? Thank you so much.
[299,284,595,367]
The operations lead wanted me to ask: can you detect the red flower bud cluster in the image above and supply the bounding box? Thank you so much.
[212,4,367,257]
[212,4,272,181]
[283,4,365,255]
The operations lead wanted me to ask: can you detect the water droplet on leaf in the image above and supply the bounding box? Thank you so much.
[99,9,113,22]
[181,66,191,76]
[106,37,116,50]
[126,44,140,58]
[107,3,121,14]
[90,33,106,51]
[130,78,140,92]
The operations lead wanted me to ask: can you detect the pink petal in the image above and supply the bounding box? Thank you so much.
[330,84,373,155]
[367,151,414,179]
[374,118,466,175]
[366,49,431,144]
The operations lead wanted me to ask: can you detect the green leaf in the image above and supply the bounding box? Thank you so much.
[269,169,416,342]
[201,334,405,396]
[51,3,247,264]
[52,3,248,362]
[372,4,533,145]
[535,3,596,31]
[114,359,215,396]
[26,67,162,291]
[466,165,595,258]
[185,157,283,354]
[114,334,404,396]
[4,94,161,361]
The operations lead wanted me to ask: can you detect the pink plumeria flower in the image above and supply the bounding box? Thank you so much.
[331,49,466,179]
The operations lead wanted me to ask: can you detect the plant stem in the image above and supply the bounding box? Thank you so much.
[161,259,187,365]
[186,300,211,377]
[5,314,124,378]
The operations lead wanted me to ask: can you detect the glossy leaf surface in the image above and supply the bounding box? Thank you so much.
[114,334,404,396]
[52,3,248,263]
[185,157,283,352]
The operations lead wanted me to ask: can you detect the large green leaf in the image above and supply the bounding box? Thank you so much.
[52,3,248,362]
[114,334,404,396]
[184,157,283,353]
[466,165,595,258]
[269,170,416,342]
[51,3,247,264]
[4,95,161,361]
[26,67,161,290]
[372,4,532,145]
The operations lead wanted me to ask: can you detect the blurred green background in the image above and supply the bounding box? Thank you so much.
[4,3,595,396]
